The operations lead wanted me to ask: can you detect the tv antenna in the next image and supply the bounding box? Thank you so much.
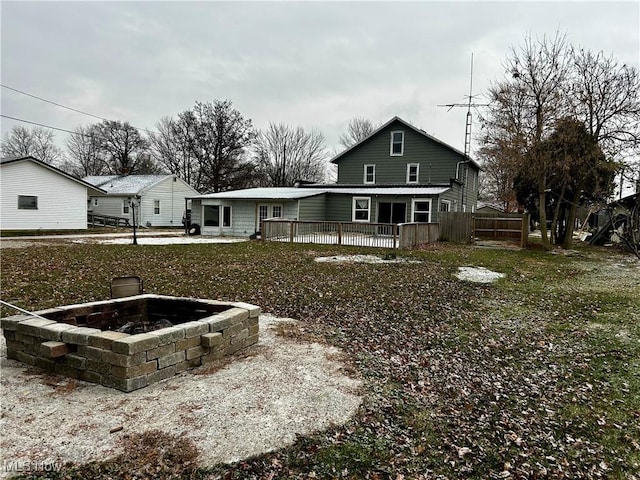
[437,53,489,159]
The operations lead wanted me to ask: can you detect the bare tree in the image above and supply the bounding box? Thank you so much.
[1,125,64,165]
[63,125,106,176]
[483,32,572,249]
[254,123,327,187]
[92,120,152,174]
[148,116,199,182]
[338,117,376,149]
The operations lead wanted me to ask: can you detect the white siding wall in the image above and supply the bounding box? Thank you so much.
[89,196,129,220]
[1,161,89,230]
[138,177,196,227]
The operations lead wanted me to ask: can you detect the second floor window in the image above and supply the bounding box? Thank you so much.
[364,164,375,184]
[407,163,419,183]
[390,131,404,156]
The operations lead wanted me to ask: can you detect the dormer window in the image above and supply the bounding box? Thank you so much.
[406,163,419,183]
[364,164,375,184]
[390,131,404,156]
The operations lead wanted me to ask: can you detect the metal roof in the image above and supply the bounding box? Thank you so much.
[83,175,173,195]
[190,186,450,200]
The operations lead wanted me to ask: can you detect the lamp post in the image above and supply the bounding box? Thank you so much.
[128,196,140,245]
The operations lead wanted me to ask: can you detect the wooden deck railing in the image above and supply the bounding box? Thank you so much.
[88,213,130,228]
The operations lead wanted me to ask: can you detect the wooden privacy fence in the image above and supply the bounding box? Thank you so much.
[439,212,529,247]
[262,220,440,249]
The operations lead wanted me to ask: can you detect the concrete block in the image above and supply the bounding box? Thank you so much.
[180,321,209,338]
[231,302,261,318]
[249,324,259,336]
[104,374,148,392]
[54,364,80,379]
[63,353,87,370]
[186,346,207,360]
[146,343,175,361]
[86,359,111,375]
[61,327,102,346]
[223,323,245,338]
[112,333,160,355]
[38,323,78,341]
[175,336,200,351]
[2,330,16,341]
[15,318,57,336]
[80,370,103,384]
[243,334,259,348]
[0,315,32,331]
[88,331,130,350]
[243,317,259,328]
[5,340,20,359]
[111,360,158,379]
[147,326,185,345]
[16,351,36,366]
[230,328,249,344]
[225,341,245,356]
[176,357,201,373]
[147,365,177,384]
[102,350,146,368]
[202,349,225,363]
[78,345,107,361]
[201,332,224,348]
[40,341,71,359]
[35,356,56,372]
[158,350,185,369]
[205,308,249,332]
[15,332,35,344]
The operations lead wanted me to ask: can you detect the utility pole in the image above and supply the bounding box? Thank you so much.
[438,53,489,211]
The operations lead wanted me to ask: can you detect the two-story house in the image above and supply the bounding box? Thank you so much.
[189,116,481,237]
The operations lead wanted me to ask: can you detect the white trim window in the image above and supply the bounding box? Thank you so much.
[406,163,419,183]
[352,197,371,222]
[122,199,130,215]
[153,200,160,215]
[440,200,451,212]
[390,131,404,156]
[222,205,232,228]
[271,205,282,218]
[364,164,375,184]
[411,198,432,223]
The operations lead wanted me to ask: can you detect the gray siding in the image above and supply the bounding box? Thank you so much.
[336,119,465,185]
[298,194,327,221]
[325,193,443,223]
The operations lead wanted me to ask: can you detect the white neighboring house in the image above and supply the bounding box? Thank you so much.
[0,156,106,230]
[83,174,200,227]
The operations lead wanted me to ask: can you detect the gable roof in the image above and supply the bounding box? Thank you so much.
[330,116,482,170]
[1,156,106,195]
[83,174,192,196]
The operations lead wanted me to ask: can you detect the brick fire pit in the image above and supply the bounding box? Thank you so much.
[1,295,260,392]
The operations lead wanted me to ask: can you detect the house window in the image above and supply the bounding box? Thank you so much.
[440,200,451,212]
[204,205,220,227]
[412,199,432,222]
[272,205,282,218]
[18,195,38,210]
[93,198,99,207]
[407,163,419,183]
[364,164,375,184]
[222,206,232,227]
[258,205,269,222]
[390,131,404,156]
[352,197,371,222]
[123,200,130,215]
[154,200,160,215]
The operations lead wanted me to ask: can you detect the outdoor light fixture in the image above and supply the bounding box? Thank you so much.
[128,196,141,245]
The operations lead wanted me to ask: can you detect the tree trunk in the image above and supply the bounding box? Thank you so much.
[538,189,551,250]
[562,187,582,249]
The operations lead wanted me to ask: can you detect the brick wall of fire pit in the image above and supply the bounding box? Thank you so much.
[0,295,260,392]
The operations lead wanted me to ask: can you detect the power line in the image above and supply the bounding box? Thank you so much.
[1,114,87,136]
[1,83,156,135]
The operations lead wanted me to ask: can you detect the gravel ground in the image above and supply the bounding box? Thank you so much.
[0,315,362,477]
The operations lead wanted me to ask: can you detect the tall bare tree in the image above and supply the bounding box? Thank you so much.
[148,116,198,184]
[338,117,376,149]
[93,120,152,174]
[254,123,327,187]
[1,125,64,165]
[63,125,106,176]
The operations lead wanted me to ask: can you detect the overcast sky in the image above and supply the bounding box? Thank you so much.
[1,1,638,159]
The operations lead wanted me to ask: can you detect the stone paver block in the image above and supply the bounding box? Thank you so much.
[61,327,102,345]
[223,322,245,338]
[147,365,177,384]
[0,315,32,331]
[35,356,56,372]
[88,331,130,350]
[205,308,249,332]
[158,350,185,369]
[86,359,111,375]
[54,364,80,379]
[186,346,207,360]
[63,353,87,370]
[111,360,158,379]
[15,333,35,344]
[40,341,71,358]
[231,302,261,318]
[147,326,185,345]
[38,323,77,341]
[176,336,200,351]
[78,345,107,361]
[243,334,259,348]
[201,332,224,348]
[112,333,160,355]
[104,374,148,392]
[102,350,146,368]
[230,328,249,345]
[15,318,57,336]
[16,351,36,366]
[180,321,209,338]
[146,343,175,360]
